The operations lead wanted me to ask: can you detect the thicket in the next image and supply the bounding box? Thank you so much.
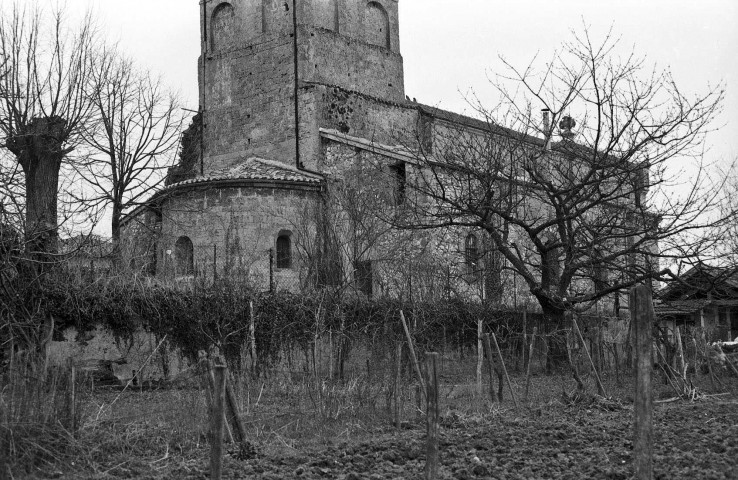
[30,276,537,370]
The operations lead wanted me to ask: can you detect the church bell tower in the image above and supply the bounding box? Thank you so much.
[198,0,405,174]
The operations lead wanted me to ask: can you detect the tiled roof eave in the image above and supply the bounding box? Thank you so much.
[120,174,323,227]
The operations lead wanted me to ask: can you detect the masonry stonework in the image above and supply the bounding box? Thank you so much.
[121,0,541,300]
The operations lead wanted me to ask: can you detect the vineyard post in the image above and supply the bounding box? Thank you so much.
[572,316,607,397]
[225,373,247,443]
[521,310,528,372]
[491,333,519,410]
[476,318,483,397]
[68,359,76,435]
[400,310,426,394]
[210,365,226,480]
[481,333,498,403]
[395,342,403,429]
[630,285,653,480]
[425,353,440,480]
[674,326,686,378]
[249,301,257,375]
[525,327,537,401]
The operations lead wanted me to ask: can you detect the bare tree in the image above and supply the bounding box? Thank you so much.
[399,28,726,328]
[291,146,421,299]
[78,47,185,268]
[0,3,99,258]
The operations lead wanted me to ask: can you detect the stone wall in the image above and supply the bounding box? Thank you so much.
[199,0,405,174]
[201,32,297,173]
[155,181,319,291]
[316,86,415,148]
[304,27,404,101]
[48,326,187,385]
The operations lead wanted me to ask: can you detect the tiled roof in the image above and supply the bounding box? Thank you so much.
[658,264,738,301]
[164,157,323,191]
[654,299,708,316]
[319,129,417,163]
[120,157,323,227]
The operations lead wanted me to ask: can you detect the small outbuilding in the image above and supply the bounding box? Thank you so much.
[655,264,738,342]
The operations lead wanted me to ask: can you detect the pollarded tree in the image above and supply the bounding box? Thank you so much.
[77,47,185,269]
[399,28,726,329]
[0,3,99,258]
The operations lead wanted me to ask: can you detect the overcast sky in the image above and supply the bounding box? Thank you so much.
[69,0,738,168]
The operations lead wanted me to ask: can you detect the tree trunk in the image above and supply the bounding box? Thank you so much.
[111,203,123,271]
[6,117,69,260]
[541,308,567,374]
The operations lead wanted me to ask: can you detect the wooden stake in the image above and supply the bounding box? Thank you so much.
[525,327,537,401]
[630,285,653,480]
[572,316,607,397]
[416,384,422,418]
[395,342,402,429]
[249,301,257,375]
[211,365,226,480]
[68,359,76,435]
[490,333,519,410]
[565,328,585,392]
[481,333,498,403]
[674,326,686,378]
[484,334,494,402]
[655,346,685,398]
[199,357,214,411]
[328,329,334,381]
[613,342,621,386]
[425,353,440,480]
[476,318,483,396]
[400,310,426,394]
[692,337,699,381]
[522,310,528,372]
[225,374,247,443]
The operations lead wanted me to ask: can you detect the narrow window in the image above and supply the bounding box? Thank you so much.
[175,236,195,276]
[355,260,373,297]
[389,162,406,205]
[276,233,292,268]
[465,234,479,274]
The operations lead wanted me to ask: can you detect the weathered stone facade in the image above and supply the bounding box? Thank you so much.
[123,0,421,294]
[120,0,643,309]
[198,0,405,175]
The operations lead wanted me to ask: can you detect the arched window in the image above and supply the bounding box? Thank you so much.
[465,234,479,273]
[364,2,390,49]
[276,232,292,269]
[175,236,195,276]
[211,3,236,52]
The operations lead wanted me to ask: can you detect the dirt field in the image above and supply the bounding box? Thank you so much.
[124,400,738,479]
[20,369,736,480]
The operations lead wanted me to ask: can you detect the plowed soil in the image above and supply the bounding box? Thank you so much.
[121,397,736,480]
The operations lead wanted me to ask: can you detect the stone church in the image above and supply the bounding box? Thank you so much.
[119,0,599,305]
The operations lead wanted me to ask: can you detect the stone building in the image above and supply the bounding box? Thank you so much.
[123,0,455,295]
[121,0,649,308]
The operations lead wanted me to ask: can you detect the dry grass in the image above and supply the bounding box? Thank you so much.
[1,354,85,478]
[2,347,737,479]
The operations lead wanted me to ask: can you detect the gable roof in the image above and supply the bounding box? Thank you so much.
[658,264,738,302]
